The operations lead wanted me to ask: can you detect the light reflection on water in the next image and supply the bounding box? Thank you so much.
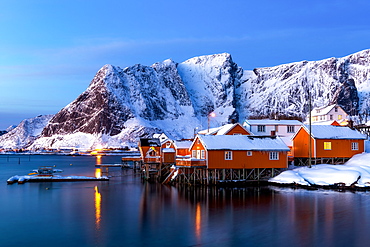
[0,155,370,246]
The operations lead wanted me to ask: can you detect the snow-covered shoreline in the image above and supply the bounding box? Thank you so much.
[269,153,370,188]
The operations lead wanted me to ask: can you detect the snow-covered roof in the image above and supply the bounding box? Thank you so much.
[173,140,192,149]
[244,119,302,126]
[162,148,175,153]
[311,104,336,116]
[152,133,170,143]
[310,120,339,125]
[280,136,293,147]
[197,123,249,135]
[197,124,234,135]
[196,135,290,151]
[300,125,366,140]
[311,104,348,117]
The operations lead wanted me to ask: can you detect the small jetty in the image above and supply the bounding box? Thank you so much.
[95,163,128,168]
[7,166,109,184]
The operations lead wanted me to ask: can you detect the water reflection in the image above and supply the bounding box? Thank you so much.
[4,155,370,247]
[95,168,102,178]
[94,186,102,230]
[195,202,202,242]
[96,155,102,165]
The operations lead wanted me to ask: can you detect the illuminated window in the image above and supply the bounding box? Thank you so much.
[257,125,265,132]
[166,142,171,148]
[338,115,342,120]
[247,151,252,156]
[269,152,279,160]
[225,151,232,160]
[351,142,359,151]
[324,142,331,150]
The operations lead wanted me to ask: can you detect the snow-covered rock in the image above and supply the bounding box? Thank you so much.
[0,115,53,149]
[269,153,370,187]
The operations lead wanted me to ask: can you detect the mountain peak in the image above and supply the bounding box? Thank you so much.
[2,50,370,150]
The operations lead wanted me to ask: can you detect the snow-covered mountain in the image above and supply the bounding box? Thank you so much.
[0,115,53,149]
[244,51,370,120]
[2,50,370,150]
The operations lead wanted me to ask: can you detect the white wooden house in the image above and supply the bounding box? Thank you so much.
[308,104,349,125]
[243,119,303,137]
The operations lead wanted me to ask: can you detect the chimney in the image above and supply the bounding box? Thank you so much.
[271,130,276,136]
[348,119,354,129]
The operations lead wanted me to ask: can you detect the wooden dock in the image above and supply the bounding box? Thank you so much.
[7,175,109,184]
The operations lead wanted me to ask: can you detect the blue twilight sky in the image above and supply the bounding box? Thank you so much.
[1,0,370,129]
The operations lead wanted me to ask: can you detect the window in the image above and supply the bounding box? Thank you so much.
[166,142,171,148]
[257,125,266,132]
[225,151,232,160]
[324,142,331,150]
[275,125,279,132]
[287,125,295,133]
[269,152,279,160]
[338,115,342,120]
[330,115,333,120]
[247,151,252,156]
[351,142,359,151]
[316,109,321,113]
[335,107,338,112]
[192,150,197,158]
[201,150,205,159]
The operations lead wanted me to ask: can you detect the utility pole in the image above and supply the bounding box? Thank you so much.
[307,69,312,168]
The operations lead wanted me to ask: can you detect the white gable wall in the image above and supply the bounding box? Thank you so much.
[249,124,301,137]
[311,105,348,123]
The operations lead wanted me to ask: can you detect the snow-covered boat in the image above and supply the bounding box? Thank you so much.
[28,166,63,175]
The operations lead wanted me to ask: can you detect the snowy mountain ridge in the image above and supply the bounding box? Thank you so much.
[2,50,370,150]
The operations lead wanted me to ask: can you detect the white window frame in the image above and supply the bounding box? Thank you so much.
[351,142,359,151]
[192,150,197,158]
[225,151,233,160]
[247,151,252,156]
[269,152,279,160]
[257,125,266,132]
[287,125,295,133]
[201,150,205,159]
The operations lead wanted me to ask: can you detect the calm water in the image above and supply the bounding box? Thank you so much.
[0,155,370,247]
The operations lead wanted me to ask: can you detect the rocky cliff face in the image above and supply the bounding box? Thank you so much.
[244,53,367,120]
[2,50,370,149]
[36,53,242,149]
